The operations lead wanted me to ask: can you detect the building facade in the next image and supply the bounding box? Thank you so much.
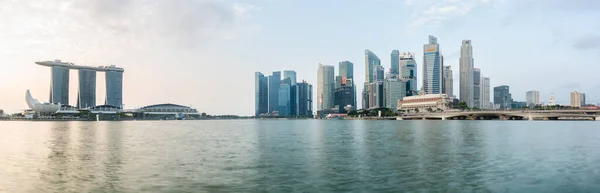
[105,70,123,108]
[400,52,418,96]
[398,94,450,112]
[494,85,512,110]
[297,81,313,117]
[317,64,335,110]
[570,91,582,108]
[423,35,442,94]
[581,93,586,106]
[526,90,540,107]
[78,69,96,108]
[338,61,355,108]
[460,40,475,107]
[365,50,381,84]
[268,71,281,114]
[442,65,453,97]
[334,86,354,113]
[278,83,291,116]
[254,72,269,116]
[482,76,491,109]
[473,68,481,109]
[50,66,70,105]
[391,50,400,76]
[384,76,407,109]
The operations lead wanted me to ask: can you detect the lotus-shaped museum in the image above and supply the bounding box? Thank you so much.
[26,90,60,113]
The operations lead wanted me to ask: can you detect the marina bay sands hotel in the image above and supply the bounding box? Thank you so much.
[35,60,124,109]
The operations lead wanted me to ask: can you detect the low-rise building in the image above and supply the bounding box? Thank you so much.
[398,94,450,112]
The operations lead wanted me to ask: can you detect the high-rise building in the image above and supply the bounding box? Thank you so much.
[338,61,355,108]
[105,70,123,108]
[400,52,418,96]
[278,82,291,116]
[317,63,335,110]
[494,85,512,109]
[384,74,407,109]
[368,81,385,109]
[297,81,313,117]
[78,69,96,108]
[283,70,298,116]
[339,61,354,80]
[581,93,586,106]
[482,77,491,109]
[550,94,556,106]
[254,72,269,116]
[391,50,400,76]
[268,71,281,114]
[423,35,442,94]
[442,65,453,97]
[526,90,540,107]
[365,50,381,84]
[374,65,385,81]
[570,91,582,107]
[460,40,475,107]
[473,68,481,108]
[334,86,354,113]
[50,66,70,105]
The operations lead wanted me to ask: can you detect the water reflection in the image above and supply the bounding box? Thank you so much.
[102,122,125,192]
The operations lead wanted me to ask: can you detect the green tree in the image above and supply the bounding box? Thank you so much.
[414,108,419,113]
[201,112,207,117]
[458,101,468,110]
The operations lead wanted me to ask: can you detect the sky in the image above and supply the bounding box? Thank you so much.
[1,0,599,115]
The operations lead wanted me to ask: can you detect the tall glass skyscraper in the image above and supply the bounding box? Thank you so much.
[460,40,475,107]
[338,61,355,108]
[400,52,417,96]
[442,65,453,97]
[482,77,491,109]
[423,35,442,94]
[384,75,406,109]
[278,82,291,116]
[78,69,96,108]
[364,50,381,84]
[391,50,400,76]
[374,65,385,81]
[50,66,70,105]
[255,72,269,116]
[283,70,298,116]
[473,68,481,108]
[105,70,123,108]
[268,71,281,114]
[494,85,512,109]
[297,81,313,117]
[317,64,335,110]
[283,71,297,85]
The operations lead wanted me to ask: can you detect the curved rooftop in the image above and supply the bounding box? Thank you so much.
[35,60,124,72]
[140,103,194,110]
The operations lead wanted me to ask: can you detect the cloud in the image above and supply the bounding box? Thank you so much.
[406,0,492,30]
[573,34,600,50]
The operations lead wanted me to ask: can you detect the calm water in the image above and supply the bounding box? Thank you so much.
[1,120,600,192]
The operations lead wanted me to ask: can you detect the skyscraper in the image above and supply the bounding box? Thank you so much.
[339,61,355,108]
[494,85,512,110]
[400,52,417,96]
[442,65,453,97]
[374,65,385,81]
[384,74,406,109]
[526,90,540,107]
[368,81,385,109]
[423,35,442,94]
[473,68,481,108]
[254,72,269,116]
[50,66,70,105]
[78,69,96,108]
[482,77,491,109]
[334,86,354,113]
[365,50,381,84]
[391,50,400,76]
[268,71,281,114]
[297,81,313,117]
[283,70,298,116]
[105,70,123,108]
[581,93,586,106]
[364,50,381,109]
[460,40,475,107]
[278,81,291,116]
[570,91,582,107]
[317,63,335,110]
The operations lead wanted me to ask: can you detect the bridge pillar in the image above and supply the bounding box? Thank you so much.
[422,117,426,120]
[397,117,403,120]
[528,114,533,121]
[595,116,600,121]
[441,116,446,120]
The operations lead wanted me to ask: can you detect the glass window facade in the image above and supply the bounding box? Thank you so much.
[105,71,123,108]
[50,66,70,105]
[78,69,96,108]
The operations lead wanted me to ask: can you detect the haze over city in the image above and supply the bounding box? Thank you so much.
[1,0,599,115]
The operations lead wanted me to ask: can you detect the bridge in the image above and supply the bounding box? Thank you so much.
[397,110,600,121]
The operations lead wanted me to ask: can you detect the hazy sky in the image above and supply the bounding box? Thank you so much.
[1,0,599,115]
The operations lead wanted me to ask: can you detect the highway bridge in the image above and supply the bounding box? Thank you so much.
[397,110,600,121]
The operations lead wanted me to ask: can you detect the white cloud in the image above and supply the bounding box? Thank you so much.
[407,0,493,30]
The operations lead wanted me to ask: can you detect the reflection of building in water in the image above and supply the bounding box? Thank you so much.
[398,94,450,112]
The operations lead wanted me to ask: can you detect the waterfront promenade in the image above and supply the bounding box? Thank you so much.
[396,110,600,121]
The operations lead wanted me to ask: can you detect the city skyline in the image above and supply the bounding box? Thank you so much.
[1,0,599,115]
